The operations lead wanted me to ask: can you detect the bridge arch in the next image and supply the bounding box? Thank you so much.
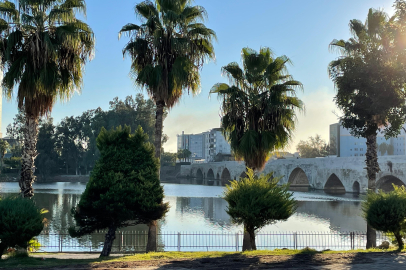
[196,168,203,185]
[207,169,214,179]
[240,171,247,179]
[324,174,346,194]
[288,168,310,186]
[221,168,231,186]
[377,175,405,192]
[352,181,360,194]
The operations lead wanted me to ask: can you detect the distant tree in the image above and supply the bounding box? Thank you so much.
[329,5,406,248]
[0,140,10,168]
[363,186,406,250]
[177,149,192,162]
[0,196,46,258]
[211,47,303,171]
[378,142,388,156]
[36,119,60,180]
[69,126,169,257]
[224,169,296,251]
[0,0,95,198]
[296,135,329,158]
[387,144,395,155]
[161,152,177,166]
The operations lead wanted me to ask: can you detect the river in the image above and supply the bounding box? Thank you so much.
[0,182,365,233]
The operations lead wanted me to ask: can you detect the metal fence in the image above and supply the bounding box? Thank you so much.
[31,231,391,253]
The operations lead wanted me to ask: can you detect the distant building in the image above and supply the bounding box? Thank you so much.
[329,123,406,157]
[177,128,231,163]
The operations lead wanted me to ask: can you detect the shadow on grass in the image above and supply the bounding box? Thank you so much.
[347,249,406,269]
[153,248,321,270]
[0,255,107,269]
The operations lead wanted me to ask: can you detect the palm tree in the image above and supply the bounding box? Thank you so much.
[0,139,9,168]
[119,0,216,161]
[0,0,95,198]
[211,47,304,172]
[329,7,406,248]
[120,0,215,252]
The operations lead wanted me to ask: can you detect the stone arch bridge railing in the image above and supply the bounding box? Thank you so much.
[178,156,406,193]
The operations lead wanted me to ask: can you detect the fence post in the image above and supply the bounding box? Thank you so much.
[177,232,181,252]
[293,232,297,250]
[350,232,354,250]
[59,233,63,253]
[235,233,239,252]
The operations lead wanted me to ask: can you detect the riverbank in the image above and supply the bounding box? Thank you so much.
[1,249,405,269]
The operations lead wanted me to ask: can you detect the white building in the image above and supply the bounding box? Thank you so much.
[177,128,231,163]
[329,123,406,157]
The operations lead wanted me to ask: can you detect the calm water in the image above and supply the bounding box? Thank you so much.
[0,182,366,234]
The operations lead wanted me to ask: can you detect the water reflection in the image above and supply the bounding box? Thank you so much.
[0,182,366,234]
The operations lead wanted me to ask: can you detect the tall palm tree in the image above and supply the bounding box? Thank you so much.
[329,7,406,248]
[120,0,215,252]
[120,0,216,161]
[0,0,95,198]
[211,47,304,172]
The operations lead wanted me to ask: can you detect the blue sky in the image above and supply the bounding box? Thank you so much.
[1,0,395,153]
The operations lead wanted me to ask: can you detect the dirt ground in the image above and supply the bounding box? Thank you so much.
[27,252,406,270]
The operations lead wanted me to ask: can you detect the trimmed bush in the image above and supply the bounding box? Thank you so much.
[223,168,296,251]
[0,197,45,258]
[362,186,406,250]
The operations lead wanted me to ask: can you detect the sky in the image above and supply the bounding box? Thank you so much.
[0,0,396,153]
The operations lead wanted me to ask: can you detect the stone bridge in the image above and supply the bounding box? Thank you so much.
[178,156,406,193]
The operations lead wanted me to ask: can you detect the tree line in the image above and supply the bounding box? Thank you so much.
[6,94,165,180]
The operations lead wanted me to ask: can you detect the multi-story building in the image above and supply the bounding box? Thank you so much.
[329,123,406,157]
[177,128,231,163]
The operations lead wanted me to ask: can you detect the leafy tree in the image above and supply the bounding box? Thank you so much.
[0,139,10,168]
[69,126,169,257]
[388,144,395,155]
[36,118,60,181]
[0,196,46,258]
[177,149,192,162]
[119,0,216,166]
[328,4,406,248]
[0,0,95,197]
[378,142,388,156]
[362,186,406,250]
[161,151,177,166]
[211,47,304,171]
[224,169,296,251]
[296,135,329,158]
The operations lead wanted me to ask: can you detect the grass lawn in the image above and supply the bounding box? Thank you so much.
[0,248,402,269]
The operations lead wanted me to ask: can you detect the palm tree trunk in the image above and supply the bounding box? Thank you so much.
[146,220,158,252]
[154,101,165,161]
[365,133,379,248]
[146,100,165,253]
[19,113,38,198]
[100,226,116,257]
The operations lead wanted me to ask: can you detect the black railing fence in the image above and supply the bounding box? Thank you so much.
[30,231,391,253]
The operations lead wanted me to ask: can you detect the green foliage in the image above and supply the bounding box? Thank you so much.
[3,157,21,168]
[329,6,406,139]
[211,47,303,171]
[0,0,95,118]
[120,0,216,109]
[223,169,296,231]
[362,186,406,249]
[177,149,192,162]
[0,196,45,258]
[69,125,169,237]
[378,143,388,156]
[161,151,177,166]
[296,135,330,158]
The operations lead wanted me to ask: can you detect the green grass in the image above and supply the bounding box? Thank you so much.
[0,248,403,269]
